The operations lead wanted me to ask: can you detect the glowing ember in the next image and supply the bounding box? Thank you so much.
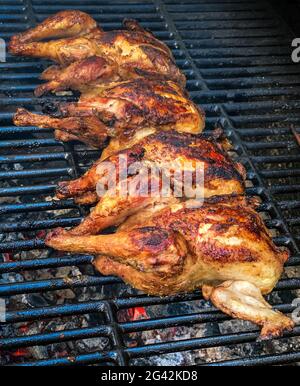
[10,348,30,358]
[129,307,148,321]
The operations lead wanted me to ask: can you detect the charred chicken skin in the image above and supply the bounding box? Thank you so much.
[9,10,185,95]
[46,195,294,339]
[13,79,204,149]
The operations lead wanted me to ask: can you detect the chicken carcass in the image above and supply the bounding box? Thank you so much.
[13,79,204,149]
[9,10,185,95]
[46,194,293,339]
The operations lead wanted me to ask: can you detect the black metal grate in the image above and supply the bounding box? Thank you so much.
[0,0,300,366]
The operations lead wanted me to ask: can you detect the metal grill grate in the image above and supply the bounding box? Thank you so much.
[0,0,300,366]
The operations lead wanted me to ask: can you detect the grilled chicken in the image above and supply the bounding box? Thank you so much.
[9,10,185,95]
[54,128,245,207]
[53,131,245,236]
[13,79,204,149]
[46,194,293,339]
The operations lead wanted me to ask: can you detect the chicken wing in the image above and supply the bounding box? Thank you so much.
[35,56,118,97]
[202,281,293,340]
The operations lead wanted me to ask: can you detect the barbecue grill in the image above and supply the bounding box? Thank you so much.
[1,0,300,366]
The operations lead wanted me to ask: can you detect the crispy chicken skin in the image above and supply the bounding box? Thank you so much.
[54,130,245,201]
[46,195,293,339]
[13,79,204,148]
[9,11,185,93]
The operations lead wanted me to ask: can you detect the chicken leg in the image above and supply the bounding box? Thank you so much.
[46,225,187,276]
[13,108,108,148]
[61,171,180,236]
[56,145,145,199]
[9,10,101,44]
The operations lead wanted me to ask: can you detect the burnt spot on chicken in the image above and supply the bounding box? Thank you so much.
[134,227,171,250]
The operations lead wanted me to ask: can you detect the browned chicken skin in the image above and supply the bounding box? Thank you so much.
[9,11,185,95]
[46,195,293,339]
[13,79,204,149]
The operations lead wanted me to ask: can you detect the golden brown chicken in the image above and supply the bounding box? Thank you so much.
[9,10,185,95]
[54,129,245,204]
[52,130,245,236]
[46,194,294,339]
[13,79,204,149]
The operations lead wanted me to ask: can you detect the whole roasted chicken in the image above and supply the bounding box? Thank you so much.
[52,130,245,235]
[13,79,204,150]
[46,194,294,339]
[9,10,185,96]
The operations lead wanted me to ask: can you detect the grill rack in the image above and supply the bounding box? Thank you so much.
[0,0,300,366]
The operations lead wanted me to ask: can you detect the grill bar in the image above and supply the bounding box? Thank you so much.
[0,254,93,273]
[3,303,297,350]
[15,326,300,367]
[207,350,300,367]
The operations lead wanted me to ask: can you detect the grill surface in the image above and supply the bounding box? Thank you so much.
[1,0,300,366]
